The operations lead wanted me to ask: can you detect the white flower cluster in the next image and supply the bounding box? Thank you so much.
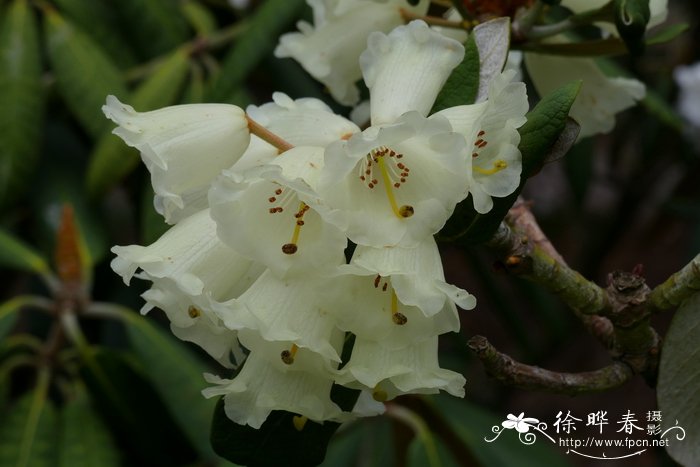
[107,17,528,429]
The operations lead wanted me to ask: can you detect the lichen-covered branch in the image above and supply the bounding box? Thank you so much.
[468,336,634,395]
[648,253,700,311]
[488,201,609,316]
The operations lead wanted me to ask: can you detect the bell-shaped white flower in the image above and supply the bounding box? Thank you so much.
[435,70,528,213]
[111,209,264,366]
[326,271,460,349]
[210,147,347,277]
[203,347,341,428]
[349,237,476,316]
[140,278,244,367]
[361,19,464,125]
[103,96,250,224]
[336,336,466,400]
[524,52,645,139]
[214,270,345,363]
[316,111,469,247]
[275,0,429,106]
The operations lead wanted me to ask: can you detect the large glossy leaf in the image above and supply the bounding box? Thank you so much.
[86,48,190,197]
[0,0,43,208]
[207,0,306,101]
[58,386,121,467]
[657,292,700,466]
[117,0,189,59]
[122,312,219,459]
[320,416,395,467]
[44,10,128,138]
[430,395,569,467]
[52,0,136,67]
[0,372,57,467]
[80,348,199,467]
[440,80,582,244]
[0,228,50,276]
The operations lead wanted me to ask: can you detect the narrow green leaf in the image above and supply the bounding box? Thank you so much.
[181,0,217,36]
[0,0,44,207]
[44,10,128,138]
[0,370,57,467]
[657,292,700,466]
[0,296,42,340]
[429,395,569,467]
[440,81,581,244]
[117,0,190,59]
[80,348,199,467]
[58,386,121,467]
[52,0,136,67]
[86,48,190,197]
[646,23,689,46]
[0,228,50,275]
[432,33,479,113]
[208,0,306,101]
[122,312,218,459]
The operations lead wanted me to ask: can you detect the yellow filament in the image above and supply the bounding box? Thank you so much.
[289,343,299,358]
[291,203,306,243]
[375,156,404,219]
[473,160,508,176]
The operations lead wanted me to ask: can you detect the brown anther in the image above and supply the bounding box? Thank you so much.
[188,306,201,318]
[281,350,295,364]
[268,197,276,202]
[374,275,381,288]
[472,152,479,158]
[360,175,366,181]
[392,312,408,325]
[282,243,298,255]
[365,169,371,175]
[399,205,414,218]
[269,208,276,213]
[382,283,388,292]
[368,183,375,188]
[396,154,403,159]
[296,220,305,226]
[400,178,406,183]
[475,139,484,146]
[394,183,401,188]
[397,163,405,169]
[478,130,485,137]
[371,179,378,185]
[275,188,283,195]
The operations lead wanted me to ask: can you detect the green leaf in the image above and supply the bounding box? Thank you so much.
[429,395,569,467]
[0,0,44,208]
[58,386,121,467]
[52,0,136,67]
[472,17,510,103]
[116,0,190,59]
[657,292,700,466]
[432,34,479,113]
[0,296,40,341]
[86,48,190,197]
[407,435,460,467]
[181,0,217,36]
[208,0,306,101]
[646,23,689,46]
[440,80,581,244]
[0,228,50,275]
[0,370,57,467]
[80,347,199,467]
[44,10,128,138]
[613,0,650,55]
[320,416,395,467]
[122,312,219,459]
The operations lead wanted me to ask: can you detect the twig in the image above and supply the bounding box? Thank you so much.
[468,336,634,395]
[648,253,700,311]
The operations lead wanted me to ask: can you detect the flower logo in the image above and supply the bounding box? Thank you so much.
[502,413,540,433]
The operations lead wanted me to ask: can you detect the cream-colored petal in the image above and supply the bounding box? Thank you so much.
[361,20,464,125]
